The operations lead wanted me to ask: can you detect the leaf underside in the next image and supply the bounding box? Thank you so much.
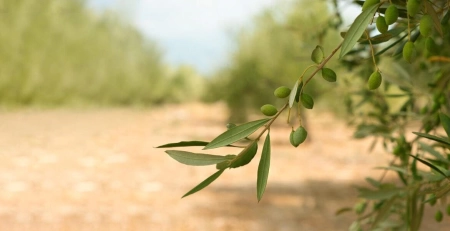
[165,150,235,166]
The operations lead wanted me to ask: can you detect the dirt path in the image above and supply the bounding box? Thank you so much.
[0,103,448,231]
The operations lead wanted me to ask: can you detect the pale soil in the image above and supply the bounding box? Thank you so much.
[0,102,448,231]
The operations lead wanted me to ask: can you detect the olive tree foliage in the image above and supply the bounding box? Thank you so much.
[0,0,195,106]
[203,1,341,122]
[159,0,450,229]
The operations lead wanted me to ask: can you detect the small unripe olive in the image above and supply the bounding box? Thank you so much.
[321,68,337,82]
[407,0,421,17]
[403,41,416,63]
[274,86,291,98]
[435,210,443,222]
[384,5,399,25]
[446,204,450,216]
[289,130,297,147]
[428,194,437,206]
[362,0,380,11]
[293,126,307,147]
[300,93,314,109]
[420,15,433,37]
[311,45,324,64]
[376,16,388,34]
[260,104,278,116]
[367,71,382,90]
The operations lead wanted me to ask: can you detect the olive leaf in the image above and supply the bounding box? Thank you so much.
[229,141,258,168]
[165,150,235,166]
[289,80,300,108]
[413,132,450,146]
[339,4,379,59]
[157,140,242,148]
[182,169,226,198]
[409,154,449,178]
[419,142,448,163]
[257,133,271,202]
[439,113,450,139]
[156,141,209,148]
[204,118,270,150]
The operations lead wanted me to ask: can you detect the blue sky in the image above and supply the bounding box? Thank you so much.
[88,0,279,74]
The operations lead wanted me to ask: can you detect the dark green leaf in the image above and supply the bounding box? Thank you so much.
[340,4,379,59]
[409,155,449,178]
[156,141,209,148]
[165,150,235,166]
[289,80,300,108]
[439,113,450,139]
[413,132,450,146]
[257,133,271,202]
[300,93,314,109]
[204,119,270,150]
[229,141,258,168]
[182,169,225,198]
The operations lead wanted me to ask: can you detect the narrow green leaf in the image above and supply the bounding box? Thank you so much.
[204,119,270,150]
[358,187,402,200]
[340,4,379,59]
[409,155,448,178]
[165,150,235,166]
[424,0,443,37]
[288,80,299,108]
[439,113,450,139]
[182,169,225,198]
[229,141,258,168]
[413,132,450,146]
[419,142,448,163]
[257,133,271,202]
[156,141,209,148]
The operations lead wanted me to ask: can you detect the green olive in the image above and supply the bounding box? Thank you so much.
[367,71,382,90]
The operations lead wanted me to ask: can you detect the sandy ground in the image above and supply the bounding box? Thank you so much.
[0,102,448,231]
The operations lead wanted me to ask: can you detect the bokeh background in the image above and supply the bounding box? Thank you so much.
[1,0,448,230]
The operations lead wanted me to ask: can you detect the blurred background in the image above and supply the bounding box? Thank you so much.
[1,0,448,230]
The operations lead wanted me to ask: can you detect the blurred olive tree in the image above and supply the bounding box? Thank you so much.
[204,0,341,122]
[0,0,201,107]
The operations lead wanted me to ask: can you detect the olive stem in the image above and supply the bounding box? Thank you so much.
[365,30,379,71]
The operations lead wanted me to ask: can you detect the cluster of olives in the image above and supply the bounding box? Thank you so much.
[363,0,439,90]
